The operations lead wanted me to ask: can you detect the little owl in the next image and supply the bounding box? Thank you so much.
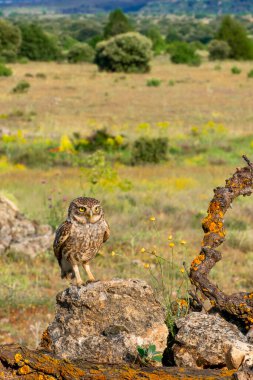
[53,197,110,286]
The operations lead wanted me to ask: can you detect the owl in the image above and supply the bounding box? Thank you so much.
[53,197,110,286]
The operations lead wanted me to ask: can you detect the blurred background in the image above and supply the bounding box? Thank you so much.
[0,0,253,347]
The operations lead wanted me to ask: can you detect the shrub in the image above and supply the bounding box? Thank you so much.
[146,78,161,87]
[145,27,167,55]
[104,9,133,39]
[208,39,231,61]
[0,63,12,77]
[73,129,126,152]
[131,137,168,164]
[95,32,152,73]
[67,43,95,63]
[217,15,253,60]
[12,80,30,93]
[231,66,241,75]
[19,23,60,61]
[36,72,46,79]
[169,42,201,66]
[247,69,253,78]
[0,19,21,58]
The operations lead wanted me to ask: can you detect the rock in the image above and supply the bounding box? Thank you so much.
[0,195,53,258]
[0,344,236,380]
[173,312,253,369]
[234,354,253,380]
[41,279,168,365]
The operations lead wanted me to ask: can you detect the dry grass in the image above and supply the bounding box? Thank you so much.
[0,58,253,137]
[0,58,253,346]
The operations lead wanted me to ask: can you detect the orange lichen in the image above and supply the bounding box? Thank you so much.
[17,365,32,375]
[14,353,23,363]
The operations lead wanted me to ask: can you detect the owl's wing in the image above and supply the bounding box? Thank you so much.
[53,220,72,264]
[103,221,110,243]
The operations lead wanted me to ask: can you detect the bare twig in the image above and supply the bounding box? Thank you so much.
[189,156,253,327]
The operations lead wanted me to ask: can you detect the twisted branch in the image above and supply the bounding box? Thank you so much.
[190,156,253,327]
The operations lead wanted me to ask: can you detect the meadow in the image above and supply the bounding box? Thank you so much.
[0,57,253,347]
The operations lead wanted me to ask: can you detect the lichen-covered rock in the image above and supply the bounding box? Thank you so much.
[41,279,168,364]
[173,312,253,369]
[0,196,53,258]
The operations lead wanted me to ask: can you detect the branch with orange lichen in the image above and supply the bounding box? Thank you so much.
[0,344,235,380]
[190,156,253,327]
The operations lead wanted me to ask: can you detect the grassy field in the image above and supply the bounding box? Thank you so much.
[0,57,253,347]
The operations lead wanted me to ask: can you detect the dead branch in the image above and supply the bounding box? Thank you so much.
[0,344,235,380]
[190,156,253,327]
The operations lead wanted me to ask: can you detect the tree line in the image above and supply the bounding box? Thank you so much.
[0,10,253,72]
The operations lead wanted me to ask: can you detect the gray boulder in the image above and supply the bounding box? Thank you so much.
[41,279,168,364]
[0,195,53,258]
[173,312,253,370]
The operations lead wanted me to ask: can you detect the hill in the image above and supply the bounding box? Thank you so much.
[0,0,253,14]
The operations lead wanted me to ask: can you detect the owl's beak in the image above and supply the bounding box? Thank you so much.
[88,210,93,219]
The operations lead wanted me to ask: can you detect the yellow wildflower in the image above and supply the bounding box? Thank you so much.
[180,268,185,273]
[143,263,150,269]
[168,235,173,240]
[180,240,187,245]
[111,251,116,257]
[140,248,146,253]
[169,242,175,248]
[149,216,156,222]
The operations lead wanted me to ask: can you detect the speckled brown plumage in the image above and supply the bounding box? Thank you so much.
[53,197,110,285]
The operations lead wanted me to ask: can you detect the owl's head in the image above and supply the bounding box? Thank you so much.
[68,197,103,224]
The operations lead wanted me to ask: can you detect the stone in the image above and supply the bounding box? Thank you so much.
[0,195,53,258]
[173,312,253,369]
[41,279,168,365]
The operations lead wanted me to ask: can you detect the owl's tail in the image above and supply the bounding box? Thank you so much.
[60,256,75,279]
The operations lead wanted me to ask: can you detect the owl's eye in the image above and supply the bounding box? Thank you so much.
[79,207,86,212]
[94,206,100,213]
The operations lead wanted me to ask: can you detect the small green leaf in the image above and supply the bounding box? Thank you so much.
[137,346,146,357]
[148,344,156,354]
[153,354,163,362]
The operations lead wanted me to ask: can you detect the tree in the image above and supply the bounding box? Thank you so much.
[0,19,21,60]
[166,26,182,43]
[19,23,60,61]
[104,9,133,39]
[67,43,95,63]
[95,32,152,73]
[217,15,253,60]
[145,27,167,55]
[169,42,201,66]
[208,39,231,60]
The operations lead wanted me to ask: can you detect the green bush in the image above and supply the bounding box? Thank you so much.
[208,39,231,61]
[144,27,167,55]
[73,129,126,152]
[131,137,168,164]
[146,78,162,87]
[169,42,201,66]
[95,32,152,73]
[231,66,241,75]
[19,23,60,61]
[217,16,253,60]
[0,19,21,59]
[67,43,95,63]
[0,63,12,77]
[247,69,253,78]
[12,80,30,93]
